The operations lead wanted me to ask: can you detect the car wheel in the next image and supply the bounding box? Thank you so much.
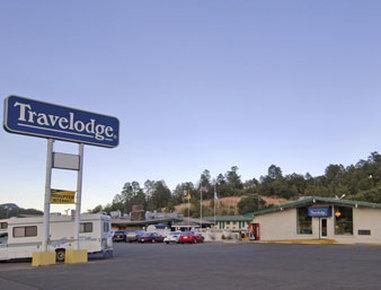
[56,249,65,263]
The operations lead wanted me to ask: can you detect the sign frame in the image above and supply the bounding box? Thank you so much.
[3,95,120,148]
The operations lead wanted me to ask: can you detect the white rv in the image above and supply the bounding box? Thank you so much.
[0,213,113,262]
[0,220,8,246]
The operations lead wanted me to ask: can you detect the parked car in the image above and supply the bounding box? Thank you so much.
[178,232,195,244]
[191,232,204,243]
[164,232,181,244]
[126,230,145,243]
[138,232,164,243]
[113,230,128,242]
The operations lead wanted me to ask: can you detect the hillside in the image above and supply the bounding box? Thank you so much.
[174,195,289,216]
[0,203,43,219]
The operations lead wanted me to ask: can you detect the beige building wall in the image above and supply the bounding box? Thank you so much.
[253,206,381,244]
[253,208,318,240]
[334,207,381,244]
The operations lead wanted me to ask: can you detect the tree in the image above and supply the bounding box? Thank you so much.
[216,173,229,198]
[149,180,172,211]
[238,195,266,214]
[199,169,211,187]
[198,169,212,199]
[144,180,156,198]
[89,205,103,213]
[118,181,146,213]
[225,166,243,195]
[97,152,381,217]
[268,165,283,180]
[172,182,195,205]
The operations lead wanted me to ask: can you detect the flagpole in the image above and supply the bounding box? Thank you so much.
[200,187,202,229]
[187,190,190,226]
[214,183,216,228]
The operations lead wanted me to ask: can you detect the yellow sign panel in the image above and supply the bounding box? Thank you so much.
[51,189,76,204]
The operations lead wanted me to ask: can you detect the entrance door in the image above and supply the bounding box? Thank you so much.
[321,218,327,238]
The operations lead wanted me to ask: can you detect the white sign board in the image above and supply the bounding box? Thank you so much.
[53,152,80,170]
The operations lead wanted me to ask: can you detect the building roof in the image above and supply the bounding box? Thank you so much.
[252,196,381,217]
[111,217,182,227]
[174,217,214,226]
[204,215,253,222]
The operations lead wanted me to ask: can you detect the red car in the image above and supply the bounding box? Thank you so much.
[138,232,164,243]
[191,232,204,243]
[178,232,196,244]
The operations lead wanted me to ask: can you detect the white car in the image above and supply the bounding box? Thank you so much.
[164,232,181,244]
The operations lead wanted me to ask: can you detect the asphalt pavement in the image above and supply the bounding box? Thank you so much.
[0,242,380,290]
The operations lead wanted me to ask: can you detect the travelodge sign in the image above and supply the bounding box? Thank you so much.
[3,95,119,148]
[307,207,332,217]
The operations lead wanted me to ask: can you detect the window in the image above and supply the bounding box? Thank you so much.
[297,207,312,235]
[80,222,93,233]
[13,226,37,238]
[0,222,7,229]
[233,221,236,225]
[334,206,353,235]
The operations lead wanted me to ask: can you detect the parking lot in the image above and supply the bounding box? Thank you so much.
[1,243,381,290]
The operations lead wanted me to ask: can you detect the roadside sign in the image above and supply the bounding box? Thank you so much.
[51,189,76,204]
[3,95,119,148]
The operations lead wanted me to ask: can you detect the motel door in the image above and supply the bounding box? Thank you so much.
[320,218,327,238]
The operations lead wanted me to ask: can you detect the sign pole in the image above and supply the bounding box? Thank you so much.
[42,139,54,252]
[74,143,84,250]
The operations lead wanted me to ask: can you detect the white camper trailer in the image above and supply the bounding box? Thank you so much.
[0,213,113,262]
[0,220,8,246]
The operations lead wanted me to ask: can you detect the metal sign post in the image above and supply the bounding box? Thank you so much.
[74,144,84,250]
[42,139,54,252]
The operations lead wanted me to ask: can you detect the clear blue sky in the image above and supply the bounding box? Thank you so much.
[1,0,380,211]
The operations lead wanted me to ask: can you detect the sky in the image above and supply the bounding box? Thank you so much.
[0,0,380,211]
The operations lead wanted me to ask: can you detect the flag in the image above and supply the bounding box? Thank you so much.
[214,188,218,200]
[184,190,191,201]
[200,186,208,193]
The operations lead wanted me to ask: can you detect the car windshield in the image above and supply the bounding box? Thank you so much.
[115,231,125,234]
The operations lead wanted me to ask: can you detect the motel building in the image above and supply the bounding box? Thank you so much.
[251,196,381,244]
[205,215,252,232]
